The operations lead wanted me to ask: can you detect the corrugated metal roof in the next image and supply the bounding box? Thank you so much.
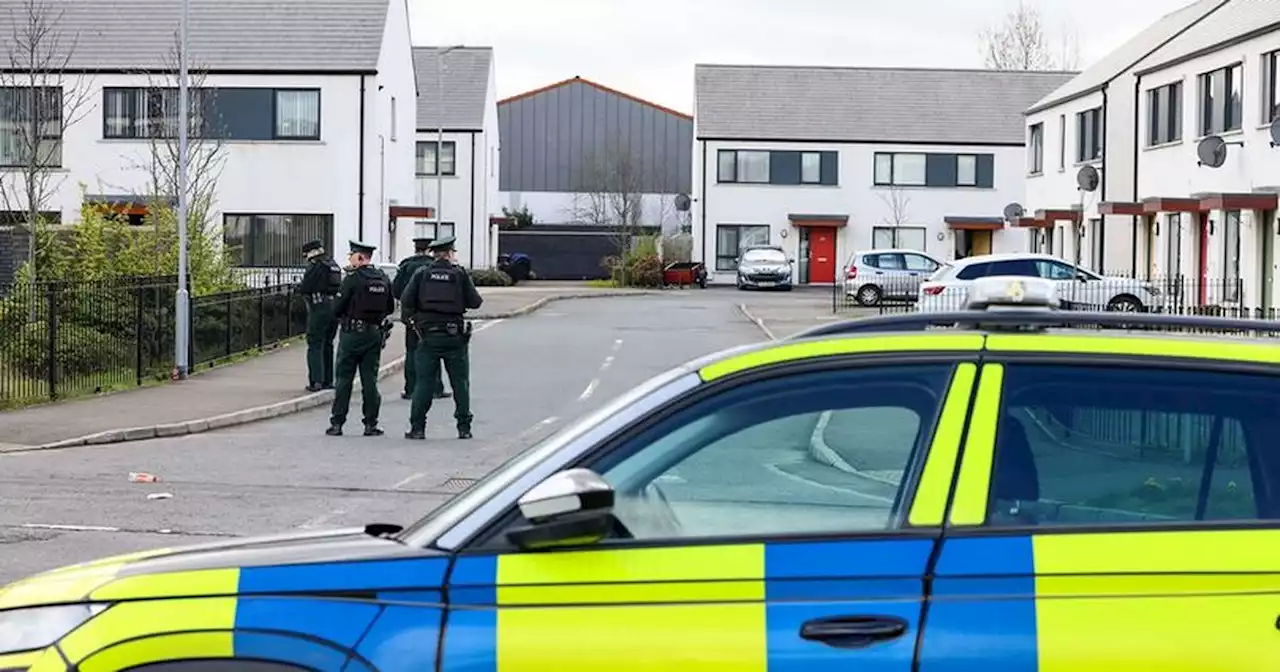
[694,65,1074,145]
[414,47,493,130]
[1028,0,1228,113]
[0,0,390,72]
[1133,0,1280,76]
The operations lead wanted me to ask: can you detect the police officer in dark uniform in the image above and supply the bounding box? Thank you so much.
[326,240,396,437]
[392,237,450,401]
[298,240,342,391]
[400,236,483,440]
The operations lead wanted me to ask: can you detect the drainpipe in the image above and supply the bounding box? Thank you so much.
[379,134,386,259]
[1131,72,1143,277]
[699,140,707,268]
[470,132,477,267]
[358,75,367,241]
[1100,86,1109,269]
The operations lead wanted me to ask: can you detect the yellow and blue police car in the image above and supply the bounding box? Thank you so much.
[3,276,1280,671]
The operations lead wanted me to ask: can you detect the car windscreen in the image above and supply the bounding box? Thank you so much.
[742,249,786,263]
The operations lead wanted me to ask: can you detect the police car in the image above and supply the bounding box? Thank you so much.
[4,277,1280,670]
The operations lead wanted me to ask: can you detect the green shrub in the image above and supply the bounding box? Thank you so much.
[470,268,513,287]
[9,321,131,380]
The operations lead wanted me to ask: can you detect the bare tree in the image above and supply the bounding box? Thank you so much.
[0,0,93,284]
[879,187,912,229]
[979,0,1080,71]
[572,147,647,255]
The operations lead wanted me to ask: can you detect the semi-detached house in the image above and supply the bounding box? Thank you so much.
[409,47,499,269]
[692,65,1073,286]
[0,0,416,270]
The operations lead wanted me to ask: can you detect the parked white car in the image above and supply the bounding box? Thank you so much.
[917,253,1162,313]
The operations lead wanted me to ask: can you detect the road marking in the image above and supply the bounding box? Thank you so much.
[473,319,503,333]
[22,523,120,532]
[578,341,623,402]
[392,473,429,490]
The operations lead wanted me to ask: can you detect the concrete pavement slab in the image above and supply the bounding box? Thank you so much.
[0,286,652,450]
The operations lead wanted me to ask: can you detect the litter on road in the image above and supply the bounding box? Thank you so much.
[129,472,160,483]
[146,492,174,501]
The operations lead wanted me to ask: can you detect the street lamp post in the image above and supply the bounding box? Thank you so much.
[435,46,462,241]
[174,0,191,379]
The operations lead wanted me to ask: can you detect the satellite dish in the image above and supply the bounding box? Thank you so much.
[674,193,691,212]
[1076,165,1099,192]
[1197,135,1228,168]
[1269,116,1280,148]
[1002,202,1025,222]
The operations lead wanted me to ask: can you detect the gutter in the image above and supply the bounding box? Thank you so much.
[470,132,477,267]
[358,75,367,240]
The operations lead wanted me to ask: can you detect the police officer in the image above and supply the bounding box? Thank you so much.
[392,237,450,401]
[400,236,483,440]
[326,240,396,437]
[298,239,342,391]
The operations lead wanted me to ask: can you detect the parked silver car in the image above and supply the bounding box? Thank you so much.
[736,246,794,291]
[844,248,943,306]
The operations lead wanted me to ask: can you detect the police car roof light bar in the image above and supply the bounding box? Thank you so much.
[792,311,1280,339]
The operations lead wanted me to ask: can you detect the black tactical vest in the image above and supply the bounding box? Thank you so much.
[416,262,466,315]
[323,258,344,293]
[349,269,391,321]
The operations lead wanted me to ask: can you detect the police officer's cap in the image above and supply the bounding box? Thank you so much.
[301,239,323,254]
[412,237,434,252]
[348,239,377,256]
[427,236,456,252]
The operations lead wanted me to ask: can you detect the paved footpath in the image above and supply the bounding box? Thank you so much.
[0,285,648,450]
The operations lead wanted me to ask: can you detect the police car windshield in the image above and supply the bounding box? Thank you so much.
[742,249,786,263]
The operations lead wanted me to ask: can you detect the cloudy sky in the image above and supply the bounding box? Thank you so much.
[408,0,1192,112]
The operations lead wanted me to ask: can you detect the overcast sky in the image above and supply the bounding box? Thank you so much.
[408,0,1192,112]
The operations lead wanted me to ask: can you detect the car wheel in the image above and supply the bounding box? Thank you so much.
[855,284,883,306]
[780,284,793,292]
[1107,295,1143,312]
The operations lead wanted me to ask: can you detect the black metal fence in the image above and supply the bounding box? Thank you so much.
[0,275,306,407]
[839,275,1250,315]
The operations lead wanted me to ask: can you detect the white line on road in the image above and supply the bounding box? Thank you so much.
[578,340,624,402]
[473,319,504,333]
[22,523,120,532]
[392,473,430,490]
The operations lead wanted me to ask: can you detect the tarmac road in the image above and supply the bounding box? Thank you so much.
[0,292,769,584]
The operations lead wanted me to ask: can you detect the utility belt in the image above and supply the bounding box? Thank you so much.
[307,293,336,305]
[418,319,471,336]
[340,318,383,332]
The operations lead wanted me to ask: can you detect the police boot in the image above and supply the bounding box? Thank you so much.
[457,426,473,440]
[325,425,342,436]
[400,392,412,400]
[435,390,453,399]
[404,428,426,440]
[363,425,385,437]
[306,383,324,392]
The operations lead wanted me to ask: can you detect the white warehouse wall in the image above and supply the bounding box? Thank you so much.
[694,139,1029,285]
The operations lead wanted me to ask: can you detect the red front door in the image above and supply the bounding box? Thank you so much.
[808,229,836,283]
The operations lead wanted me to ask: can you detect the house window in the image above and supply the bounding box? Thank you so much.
[1223,210,1241,302]
[1263,50,1279,124]
[1028,123,1044,174]
[0,86,62,168]
[102,87,206,139]
[716,150,769,183]
[873,153,926,186]
[1057,115,1065,170]
[415,221,455,241]
[223,213,335,268]
[274,89,320,140]
[956,154,977,187]
[1076,107,1102,162]
[1147,81,1183,146]
[1198,63,1243,136]
[715,224,769,271]
[1165,213,1182,277]
[871,226,926,251]
[417,141,457,176]
[800,152,821,184]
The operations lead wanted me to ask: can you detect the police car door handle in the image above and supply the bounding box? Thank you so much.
[799,615,908,649]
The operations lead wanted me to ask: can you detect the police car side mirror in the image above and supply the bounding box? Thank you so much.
[507,468,616,551]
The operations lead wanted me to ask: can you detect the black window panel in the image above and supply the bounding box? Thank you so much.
[925,154,956,187]
[819,151,839,186]
[222,214,334,268]
[769,150,801,185]
[976,154,994,188]
[210,88,275,141]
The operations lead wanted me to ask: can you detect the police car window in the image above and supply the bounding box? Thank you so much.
[593,365,954,540]
[987,365,1279,528]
